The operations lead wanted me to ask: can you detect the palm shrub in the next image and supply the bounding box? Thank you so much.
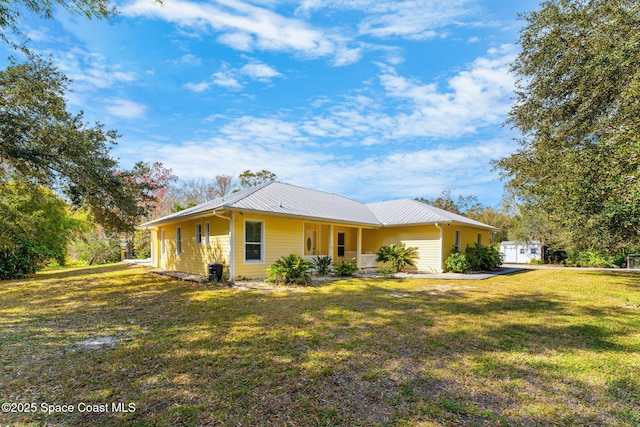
[312,255,332,276]
[334,259,359,276]
[376,243,419,272]
[266,254,313,286]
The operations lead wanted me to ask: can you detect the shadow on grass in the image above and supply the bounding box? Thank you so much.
[1,265,638,426]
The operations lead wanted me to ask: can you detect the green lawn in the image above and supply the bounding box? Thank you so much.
[1,264,639,426]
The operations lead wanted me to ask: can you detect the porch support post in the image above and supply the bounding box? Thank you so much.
[328,225,334,260]
[356,227,362,268]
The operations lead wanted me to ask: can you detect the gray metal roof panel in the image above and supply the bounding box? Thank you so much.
[230,182,380,224]
[366,199,496,229]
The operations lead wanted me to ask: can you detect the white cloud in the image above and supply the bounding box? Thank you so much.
[184,81,212,92]
[178,54,202,65]
[240,62,281,81]
[122,0,352,64]
[296,0,477,40]
[212,68,242,89]
[184,60,281,92]
[104,98,147,118]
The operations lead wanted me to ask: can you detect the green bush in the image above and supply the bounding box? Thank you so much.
[334,259,359,277]
[376,243,419,272]
[312,255,332,276]
[266,254,313,286]
[565,250,619,268]
[445,252,471,273]
[465,243,502,271]
[377,266,397,278]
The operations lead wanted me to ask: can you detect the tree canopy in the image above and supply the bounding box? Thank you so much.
[0,178,79,278]
[1,58,153,232]
[496,0,640,252]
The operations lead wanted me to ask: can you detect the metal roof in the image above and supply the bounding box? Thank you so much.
[366,199,496,230]
[141,182,380,227]
[141,182,495,230]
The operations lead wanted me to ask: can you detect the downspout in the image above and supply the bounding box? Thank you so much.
[435,223,443,273]
[213,210,234,280]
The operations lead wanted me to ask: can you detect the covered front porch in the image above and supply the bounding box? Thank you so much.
[301,222,378,269]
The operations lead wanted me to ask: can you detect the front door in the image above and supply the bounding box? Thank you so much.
[305,230,317,256]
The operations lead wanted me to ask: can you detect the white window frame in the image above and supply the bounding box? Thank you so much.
[244,220,264,263]
[196,223,203,246]
[161,229,166,255]
[205,222,210,245]
[176,227,182,256]
[477,233,482,246]
[454,230,461,252]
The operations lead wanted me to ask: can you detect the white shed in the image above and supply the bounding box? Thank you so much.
[499,241,542,264]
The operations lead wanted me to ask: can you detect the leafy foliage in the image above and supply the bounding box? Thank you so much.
[0,180,80,278]
[311,255,332,276]
[445,252,471,274]
[0,0,116,53]
[375,243,419,272]
[496,0,640,252]
[333,259,359,277]
[266,254,313,286]
[465,244,502,271]
[1,59,158,233]
[565,250,624,268]
[238,169,277,189]
[446,244,502,273]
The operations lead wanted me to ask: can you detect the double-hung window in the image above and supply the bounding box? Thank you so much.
[245,221,263,262]
[161,230,166,255]
[176,227,182,256]
[337,232,346,257]
[205,222,210,245]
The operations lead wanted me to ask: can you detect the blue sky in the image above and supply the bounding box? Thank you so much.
[4,0,541,205]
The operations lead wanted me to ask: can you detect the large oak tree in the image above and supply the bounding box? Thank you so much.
[496,0,640,252]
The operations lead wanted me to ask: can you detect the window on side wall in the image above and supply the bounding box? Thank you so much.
[161,230,166,255]
[196,223,203,246]
[176,227,182,256]
[245,221,263,262]
[477,233,482,246]
[205,222,210,245]
[454,230,461,252]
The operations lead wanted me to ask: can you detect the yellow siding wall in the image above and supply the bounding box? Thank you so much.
[233,214,304,279]
[363,225,442,272]
[157,216,230,276]
[153,212,492,278]
[442,225,491,257]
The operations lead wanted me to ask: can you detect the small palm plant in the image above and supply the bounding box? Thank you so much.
[266,254,313,286]
[312,255,332,276]
[376,243,419,273]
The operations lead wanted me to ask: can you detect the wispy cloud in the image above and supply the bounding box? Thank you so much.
[296,0,478,40]
[122,0,354,64]
[104,98,147,118]
[184,60,281,92]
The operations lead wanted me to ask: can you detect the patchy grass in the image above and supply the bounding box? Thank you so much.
[1,264,639,426]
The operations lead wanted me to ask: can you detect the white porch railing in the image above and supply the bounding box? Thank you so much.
[360,254,377,268]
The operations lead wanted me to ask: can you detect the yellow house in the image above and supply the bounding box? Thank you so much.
[141,182,495,279]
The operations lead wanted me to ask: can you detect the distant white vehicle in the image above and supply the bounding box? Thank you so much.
[499,241,542,264]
